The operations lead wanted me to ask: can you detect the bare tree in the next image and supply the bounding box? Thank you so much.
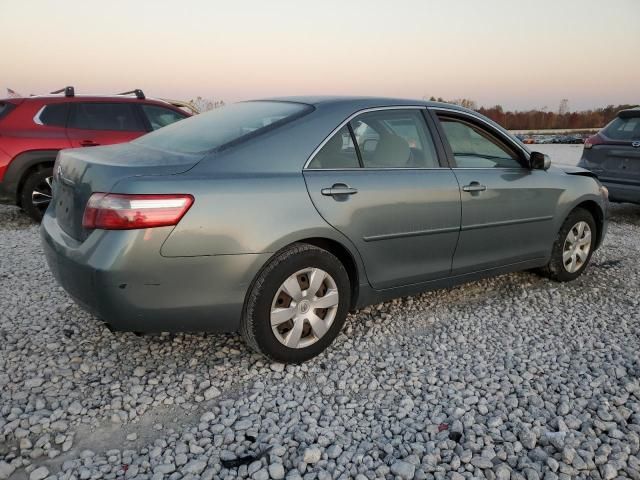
[190,96,225,112]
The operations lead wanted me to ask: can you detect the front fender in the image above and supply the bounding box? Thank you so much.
[554,175,607,249]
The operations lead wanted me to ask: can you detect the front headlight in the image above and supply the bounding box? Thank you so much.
[600,185,609,199]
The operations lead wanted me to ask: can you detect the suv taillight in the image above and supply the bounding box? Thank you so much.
[584,134,604,149]
[82,193,194,230]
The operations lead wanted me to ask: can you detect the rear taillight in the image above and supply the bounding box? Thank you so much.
[82,193,194,230]
[584,134,604,149]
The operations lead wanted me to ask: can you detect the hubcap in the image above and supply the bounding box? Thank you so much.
[32,176,53,214]
[562,221,592,273]
[270,267,339,349]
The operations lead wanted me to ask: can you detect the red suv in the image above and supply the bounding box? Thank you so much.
[0,87,192,221]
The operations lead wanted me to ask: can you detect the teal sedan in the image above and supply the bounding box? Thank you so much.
[41,97,608,362]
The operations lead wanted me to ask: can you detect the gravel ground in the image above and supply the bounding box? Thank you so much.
[0,200,639,480]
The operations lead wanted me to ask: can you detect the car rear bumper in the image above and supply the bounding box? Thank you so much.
[600,179,640,205]
[40,210,270,332]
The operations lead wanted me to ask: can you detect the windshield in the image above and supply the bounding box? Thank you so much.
[133,101,312,154]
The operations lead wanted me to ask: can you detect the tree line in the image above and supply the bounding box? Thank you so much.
[427,97,637,130]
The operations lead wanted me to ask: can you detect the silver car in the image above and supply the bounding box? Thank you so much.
[41,97,608,362]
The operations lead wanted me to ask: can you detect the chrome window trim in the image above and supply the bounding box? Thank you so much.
[303,105,428,170]
[33,106,46,125]
[305,167,447,171]
[436,167,526,171]
[429,106,531,161]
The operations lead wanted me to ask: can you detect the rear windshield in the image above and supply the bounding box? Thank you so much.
[0,102,15,121]
[604,116,640,140]
[133,101,312,154]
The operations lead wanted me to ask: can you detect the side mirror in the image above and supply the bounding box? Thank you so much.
[530,151,551,170]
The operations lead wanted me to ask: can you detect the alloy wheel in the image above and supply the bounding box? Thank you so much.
[270,267,339,349]
[31,175,53,215]
[562,221,591,273]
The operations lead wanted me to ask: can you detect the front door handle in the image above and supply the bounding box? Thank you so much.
[80,140,100,147]
[462,182,487,193]
[321,184,358,197]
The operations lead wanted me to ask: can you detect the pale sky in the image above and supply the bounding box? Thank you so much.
[1,0,638,111]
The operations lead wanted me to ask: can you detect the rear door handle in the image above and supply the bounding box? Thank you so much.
[321,184,358,196]
[80,140,100,147]
[462,182,487,192]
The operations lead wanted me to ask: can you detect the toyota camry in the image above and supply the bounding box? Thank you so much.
[41,97,608,362]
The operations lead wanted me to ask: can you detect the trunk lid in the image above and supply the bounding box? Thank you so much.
[53,142,203,240]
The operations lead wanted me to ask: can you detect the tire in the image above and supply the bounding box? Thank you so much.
[540,208,596,282]
[241,243,351,363]
[20,166,53,222]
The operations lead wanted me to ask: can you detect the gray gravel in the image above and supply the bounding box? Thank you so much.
[1,202,639,480]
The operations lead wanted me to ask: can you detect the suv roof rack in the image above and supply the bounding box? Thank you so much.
[118,89,145,100]
[50,86,75,97]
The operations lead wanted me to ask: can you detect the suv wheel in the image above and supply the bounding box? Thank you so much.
[241,243,351,363]
[540,208,596,282]
[20,167,53,222]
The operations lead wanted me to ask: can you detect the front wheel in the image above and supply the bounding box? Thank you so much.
[540,208,596,282]
[241,243,351,363]
[20,167,53,222]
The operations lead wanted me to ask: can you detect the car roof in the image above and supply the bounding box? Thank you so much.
[263,95,471,112]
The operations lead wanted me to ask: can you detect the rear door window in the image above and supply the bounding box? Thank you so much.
[69,103,144,131]
[604,116,640,140]
[0,102,15,121]
[37,103,68,127]
[141,104,187,130]
[307,126,360,169]
[350,110,439,168]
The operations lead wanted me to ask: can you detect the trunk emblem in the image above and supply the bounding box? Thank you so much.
[632,141,640,148]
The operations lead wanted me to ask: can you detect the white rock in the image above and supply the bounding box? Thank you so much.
[303,447,322,464]
[203,386,221,400]
[0,462,16,480]
[29,466,49,480]
[390,460,415,479]
[268,462,285,479]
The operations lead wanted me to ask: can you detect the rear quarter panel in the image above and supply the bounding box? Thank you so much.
[112,170,367,279]
[111,101,370,268]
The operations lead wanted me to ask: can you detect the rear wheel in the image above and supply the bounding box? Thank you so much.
[540,208,596,282]
[241,243,351,363]
[20,167,53,222]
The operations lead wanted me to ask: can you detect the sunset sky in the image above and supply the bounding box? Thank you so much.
[2,0,638,111]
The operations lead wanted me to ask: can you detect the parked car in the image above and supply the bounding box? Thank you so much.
[0,87,191,221]
[568,134,585,144]
[41,97,608,363]
[578,107,640,204]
